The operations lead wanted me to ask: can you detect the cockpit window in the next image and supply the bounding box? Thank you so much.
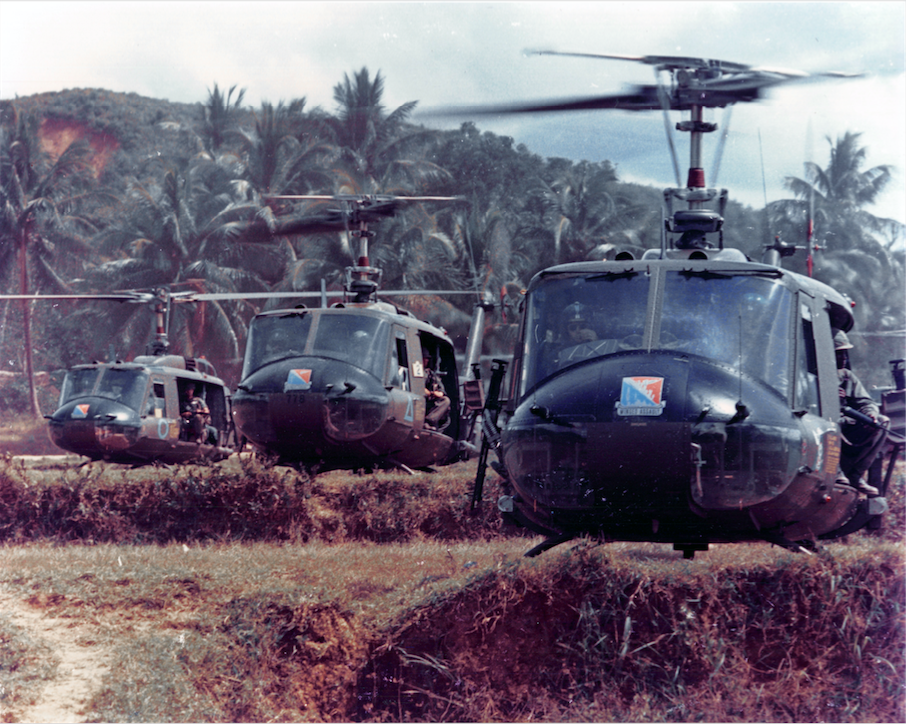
[95,369,149,409]
[519,270,793,399]
[241,311,392,380]
[59,368,100,404]
[661,272,792,397]
[311,314,391,379]
[242,312,313,376]
[521,273,650,392]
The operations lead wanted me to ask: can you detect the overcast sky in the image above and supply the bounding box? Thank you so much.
[2,0,904,227]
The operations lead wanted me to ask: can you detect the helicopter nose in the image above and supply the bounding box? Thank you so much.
[50,398,141,452]
[233,357,390,449]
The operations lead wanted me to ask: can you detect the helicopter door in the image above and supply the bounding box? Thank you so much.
[388,328,411,392]
[794,301,821,417]
[145,381,167,418]
[205,384,227,439]
[417,333,458,435]
[139,378,174,443]
[808,299,842,423]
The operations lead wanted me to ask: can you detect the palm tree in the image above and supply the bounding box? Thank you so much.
[85,154,288,372]
[235,99,334,194]
[326,67,447,190]
[0,103,97,416]
[200,83,246,154]
[773,131,905,386]
[777,131,896,255]
[523,159,653,270]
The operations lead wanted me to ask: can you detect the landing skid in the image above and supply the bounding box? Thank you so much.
[524,533,576,557]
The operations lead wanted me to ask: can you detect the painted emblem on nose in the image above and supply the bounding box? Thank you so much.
[616,376,666,416]
[285,369,312,391]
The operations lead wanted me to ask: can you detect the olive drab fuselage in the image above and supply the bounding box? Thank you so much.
[497,252,887,551]
[48,355,233,464]
[232,302,462,469]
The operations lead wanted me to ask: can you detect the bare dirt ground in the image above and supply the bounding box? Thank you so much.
[0,593,112,724]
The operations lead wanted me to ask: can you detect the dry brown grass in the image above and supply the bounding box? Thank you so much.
[1,539,902,722]
[0,418,60,457]
[1,453,903,722]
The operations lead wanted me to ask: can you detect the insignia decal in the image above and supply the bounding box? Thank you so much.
[616,377,666,417]
[285,369,312,391]
[405,396,415,422]
[72,403,90,419]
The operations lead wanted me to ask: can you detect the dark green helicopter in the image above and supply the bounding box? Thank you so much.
[3,196,495,470]
[456,52,902,557]
[226,194,494,471]
[0,288,238,464]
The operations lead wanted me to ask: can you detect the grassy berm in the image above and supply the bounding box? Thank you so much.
[1,454,904,723]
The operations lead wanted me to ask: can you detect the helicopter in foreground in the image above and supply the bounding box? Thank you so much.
[0,289,237,464]
[458,52,897,557]
[229,194,493,471]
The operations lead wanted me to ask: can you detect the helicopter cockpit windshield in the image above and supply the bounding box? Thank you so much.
[660,272,793,397]
[522,273,650,389]
[311,313,391,378]
[59,368,101,404]
[242,311,392,380]
[243,312,313,375]
[521,272,793,399]
[95,369,149,409]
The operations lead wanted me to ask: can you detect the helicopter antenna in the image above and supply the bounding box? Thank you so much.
[805,120,817,277]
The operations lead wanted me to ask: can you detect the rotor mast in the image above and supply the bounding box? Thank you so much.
[346,211,383,303]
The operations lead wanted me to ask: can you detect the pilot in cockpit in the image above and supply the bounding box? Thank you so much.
[562,302,598,345]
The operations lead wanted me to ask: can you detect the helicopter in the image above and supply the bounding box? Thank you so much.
[2,195,493,470]
[0,288,237,464]
[228,193,494,471]
[455,52,899,558]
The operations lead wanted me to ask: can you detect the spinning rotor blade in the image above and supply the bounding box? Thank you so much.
[264,194,467,235]
[526,49,753,74]
[429,87,662,117]
[430,52,863,117]
[180,289,481,303]
[0,292,154,304]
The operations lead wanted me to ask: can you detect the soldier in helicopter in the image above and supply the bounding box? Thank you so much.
[423,351,451,431]
[181,382,212,444]
[562,302,598,345]
[834,330,888,497]
[553,302,624,369]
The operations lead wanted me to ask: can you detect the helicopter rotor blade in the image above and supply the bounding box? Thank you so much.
[426,53,863,119]
[428,87,663,118]
[525,49,754,74]
[0,292,154,304]
[262,194,468,236]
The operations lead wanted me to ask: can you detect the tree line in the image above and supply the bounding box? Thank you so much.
[1,69,903,415]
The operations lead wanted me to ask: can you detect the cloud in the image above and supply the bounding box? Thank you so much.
[2,0,903,222]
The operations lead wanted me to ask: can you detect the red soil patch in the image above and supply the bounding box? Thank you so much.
[39,117,119,176]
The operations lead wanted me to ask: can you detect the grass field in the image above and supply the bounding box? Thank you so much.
[1,451,904,722]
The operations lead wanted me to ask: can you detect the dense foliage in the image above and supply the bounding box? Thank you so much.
[1,75,903,402]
